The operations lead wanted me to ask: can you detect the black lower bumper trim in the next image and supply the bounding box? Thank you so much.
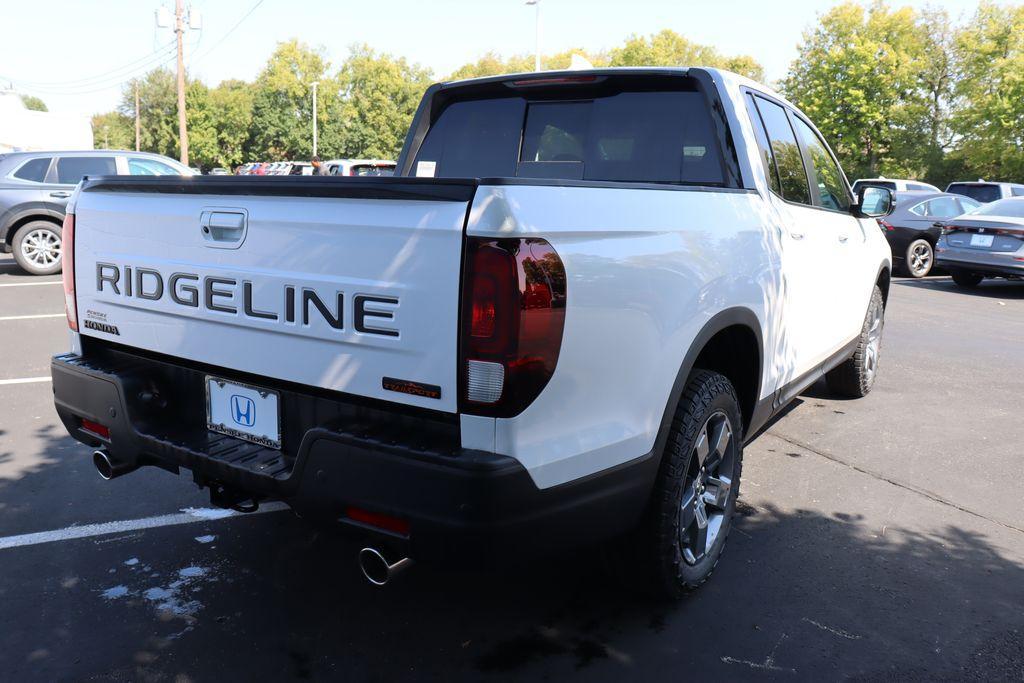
[51,352,658,560]
[936,258,1024,278]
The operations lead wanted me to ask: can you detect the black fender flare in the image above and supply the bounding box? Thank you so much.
[1,207,65,245]
[651,307,764,468]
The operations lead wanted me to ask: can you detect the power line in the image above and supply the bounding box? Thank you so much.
[190,0,266,67]
[2,40,176,89]
[3,43,179,95]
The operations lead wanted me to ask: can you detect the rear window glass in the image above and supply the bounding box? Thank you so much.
[55,156,116,184]
[13,157,50,182]
[947,183,1001,203]
[414,88,725,185]
[971,198,1024,218]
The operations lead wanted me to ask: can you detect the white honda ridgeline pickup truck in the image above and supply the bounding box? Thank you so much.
[53,68,893,596]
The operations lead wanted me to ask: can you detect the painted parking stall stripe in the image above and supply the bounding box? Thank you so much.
[0,376,52,385]
[0,313,65,321]
[0,280,63,287]
[0,503,289,551]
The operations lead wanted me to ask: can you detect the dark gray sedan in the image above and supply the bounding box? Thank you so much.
[936,197,1024,288]
[0,150,192,275]
[877,191,982,278]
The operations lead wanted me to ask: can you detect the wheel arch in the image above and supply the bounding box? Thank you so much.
[875,263,891,307]
[2,211,64,247]
[652,308,764,469]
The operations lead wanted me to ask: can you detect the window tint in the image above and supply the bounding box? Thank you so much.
[958,197,982,213]
[128,157,179,175]
[415,88,726,185]
[13,157,51,183]
[946,183,1001,203]
[910,196,961,217]
[55,156,116,184]
[791,116,850,211]
[414,97,525,178]
[753,97,810,204]
[1012,186,1024,197]
[744,94,780,194]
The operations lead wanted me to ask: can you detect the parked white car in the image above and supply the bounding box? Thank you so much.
[53,68,892,598]
[852,177,940,194]
[945,180,1024,204]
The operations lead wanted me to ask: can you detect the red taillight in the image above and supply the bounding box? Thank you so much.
[877,219,895,232]
[510,75,599,87]
[345,506,410,535]
[460,238,566,417]
[81,418,110,439]
[61,213,78,331]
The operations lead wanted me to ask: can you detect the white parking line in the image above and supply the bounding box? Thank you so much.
[0,313,64,321]
[0,376,51,385]
[0,503,289,551]
[0,280,62,287]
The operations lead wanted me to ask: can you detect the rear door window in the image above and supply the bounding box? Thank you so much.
[752,97,811,205]
[128,157,180,175]
[743,95,780,194]
[414,86,726,185]
[55,156,117,184]
[12,157,51,183]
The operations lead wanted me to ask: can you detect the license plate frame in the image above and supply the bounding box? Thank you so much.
[970,233,994,248]
[205,376,281,449]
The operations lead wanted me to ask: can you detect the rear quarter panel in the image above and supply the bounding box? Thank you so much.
[465,183,783,489]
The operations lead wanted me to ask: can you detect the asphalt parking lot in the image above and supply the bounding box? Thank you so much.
[0,251,1022,682]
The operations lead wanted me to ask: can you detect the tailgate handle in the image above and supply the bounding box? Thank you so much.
[201,210,247,249]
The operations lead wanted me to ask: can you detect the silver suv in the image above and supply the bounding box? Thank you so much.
[0,150,193,275]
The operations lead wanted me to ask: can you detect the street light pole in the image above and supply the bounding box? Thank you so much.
[311,81,319,158]
[526,0,540,72]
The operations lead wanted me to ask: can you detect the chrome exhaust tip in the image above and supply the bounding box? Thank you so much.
[92,449,137,481]
[358,547,413,586]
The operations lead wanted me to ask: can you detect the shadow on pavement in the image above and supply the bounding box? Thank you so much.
[1,457,1021,681]
[893,276,1024,300]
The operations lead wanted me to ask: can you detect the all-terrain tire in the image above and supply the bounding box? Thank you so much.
[825,286,885,398]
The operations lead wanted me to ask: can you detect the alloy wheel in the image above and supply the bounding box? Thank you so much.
[679,410,736,565]
[863,302,883,384]
[20,229,61,268]
[908,241,932,277]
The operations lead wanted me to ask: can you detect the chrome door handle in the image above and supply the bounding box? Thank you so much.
[790,232,805,240]
[838,233,849,243]
[200,209,248,249]
[49,191,71,198]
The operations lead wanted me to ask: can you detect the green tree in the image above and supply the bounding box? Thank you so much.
[447,49,608,80]
[949,2,1024,181]
[248,39,330,160]
[610,29,764,81]
[335,45,432,159]
[91,111,133,150]
[121,68,180,158]
[20,94,47,111]
[782,2,931,180]
[187,79,254,169]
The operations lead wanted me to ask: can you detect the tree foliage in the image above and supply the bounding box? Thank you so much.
[610,30,764,81]
[20,94,47,111]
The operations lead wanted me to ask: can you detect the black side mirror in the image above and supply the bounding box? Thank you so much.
[854,186,894,218]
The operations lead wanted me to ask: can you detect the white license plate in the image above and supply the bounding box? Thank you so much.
[970,234,994,247]
[206,376,281,449]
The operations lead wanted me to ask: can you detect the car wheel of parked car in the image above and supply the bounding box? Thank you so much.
[626,370,743,599]
[826,286,884,398]
[904,239,934,278]
[12,220,63,276]
[951,270,984,288]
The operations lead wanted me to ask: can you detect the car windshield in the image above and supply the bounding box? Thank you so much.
[969,197,1024,218]
[947,183,1001,203]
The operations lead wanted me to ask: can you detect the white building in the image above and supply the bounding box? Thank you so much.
[0,91,93,153]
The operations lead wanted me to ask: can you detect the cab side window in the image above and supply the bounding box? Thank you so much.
[791,116,851,212]
[752,96,811,205]
[744,95,781,195]
[12,157,51,183]
[55,156,116,184]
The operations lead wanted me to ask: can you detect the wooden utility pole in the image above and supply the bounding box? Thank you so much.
[175,0,189,165]
[134,83,141,152]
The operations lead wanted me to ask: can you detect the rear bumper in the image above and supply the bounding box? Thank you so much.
[935,255,1024,278]
[51,347,657,561]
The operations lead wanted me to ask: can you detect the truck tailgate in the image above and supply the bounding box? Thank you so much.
[72,177,475,413]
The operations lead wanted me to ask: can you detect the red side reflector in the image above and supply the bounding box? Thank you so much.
[81,419,110,439]
[345,507,410,535]
[61,213,78,331]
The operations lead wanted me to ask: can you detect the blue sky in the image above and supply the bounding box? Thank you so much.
[2,0,982,118]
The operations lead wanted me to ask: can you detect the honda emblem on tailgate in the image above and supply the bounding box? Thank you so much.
[231,395,256,427]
